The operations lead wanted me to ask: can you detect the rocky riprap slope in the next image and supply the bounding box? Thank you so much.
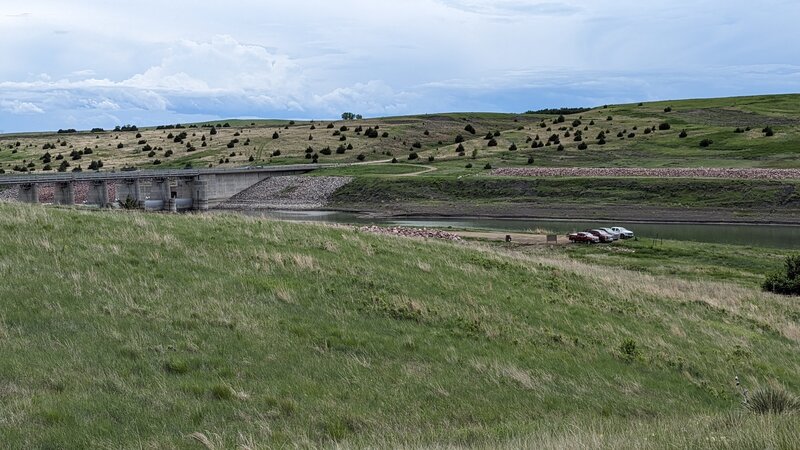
[492,167,800,180]
[218,176,352,210]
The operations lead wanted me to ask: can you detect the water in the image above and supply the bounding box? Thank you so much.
[235,209,800,249]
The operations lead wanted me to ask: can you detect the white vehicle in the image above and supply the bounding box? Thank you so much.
[598,227,621,240]
[610,226,635,239]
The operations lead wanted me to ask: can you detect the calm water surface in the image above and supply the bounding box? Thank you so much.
[235,209,800,249]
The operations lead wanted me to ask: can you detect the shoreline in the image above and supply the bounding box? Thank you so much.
[321,202,800,226]
[221,202,800,226]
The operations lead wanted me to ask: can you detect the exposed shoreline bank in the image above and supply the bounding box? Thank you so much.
[317,202,800,226]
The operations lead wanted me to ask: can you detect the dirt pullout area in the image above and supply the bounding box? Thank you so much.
[217,176,352,210]
[332,201,800,225]
[0,182,116,203]
[491,167,800,180]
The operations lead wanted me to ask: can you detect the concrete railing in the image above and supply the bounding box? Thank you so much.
[0,163,337,185]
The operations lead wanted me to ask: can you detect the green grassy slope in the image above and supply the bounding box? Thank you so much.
[1,94,799,174]
[0,202,798,448]
[330,176,800,209]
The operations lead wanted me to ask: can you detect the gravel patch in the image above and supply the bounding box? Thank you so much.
[491,167,800,180]
[218,176,353,210]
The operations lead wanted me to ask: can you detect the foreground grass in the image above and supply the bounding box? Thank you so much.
[559,238,789,287]
[1,202,799,448]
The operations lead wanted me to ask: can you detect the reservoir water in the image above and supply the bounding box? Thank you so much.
[235,209,800,249]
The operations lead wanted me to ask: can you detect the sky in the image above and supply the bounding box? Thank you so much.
[1,0,799,132]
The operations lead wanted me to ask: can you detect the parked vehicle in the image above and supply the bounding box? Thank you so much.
[610,226,635,239]
[584,229,614,243]
[598,227,621,240]
[568,232,600,243]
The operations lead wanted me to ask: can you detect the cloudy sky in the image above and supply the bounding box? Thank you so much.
[1,0,799,132]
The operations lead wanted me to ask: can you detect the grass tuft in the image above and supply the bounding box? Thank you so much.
[745,385,800,415]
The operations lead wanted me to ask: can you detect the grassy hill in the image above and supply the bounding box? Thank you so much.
[1,94,799,174]
[1,202,798,448]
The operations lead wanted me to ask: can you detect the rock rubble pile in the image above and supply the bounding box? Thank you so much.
[491,167,800,180]
[357,225,463,241]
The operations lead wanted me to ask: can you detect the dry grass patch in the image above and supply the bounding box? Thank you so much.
[474,243,800,342]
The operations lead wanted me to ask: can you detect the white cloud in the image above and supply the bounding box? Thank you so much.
[312,81,414,116]
[1,100,44,114]
[121,35,300,95]
[0,1,798,132]
[81,98,120,111]
[436,0,581,16]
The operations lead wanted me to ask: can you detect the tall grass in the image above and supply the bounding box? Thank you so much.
[0,202,798,448]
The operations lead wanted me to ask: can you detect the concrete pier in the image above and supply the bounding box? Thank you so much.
[18,183,39,203]
[88,180,109,207]
[193,178,210,211]
[54,181,76,205]
[116,178,144,208]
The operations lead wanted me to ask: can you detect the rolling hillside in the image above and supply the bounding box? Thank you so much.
[1,94,799,174]
[0,202,798,448]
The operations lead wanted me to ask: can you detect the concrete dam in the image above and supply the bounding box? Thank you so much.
[0,164,330,211]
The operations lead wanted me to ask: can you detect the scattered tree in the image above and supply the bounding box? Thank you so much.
[763,254,800,295]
